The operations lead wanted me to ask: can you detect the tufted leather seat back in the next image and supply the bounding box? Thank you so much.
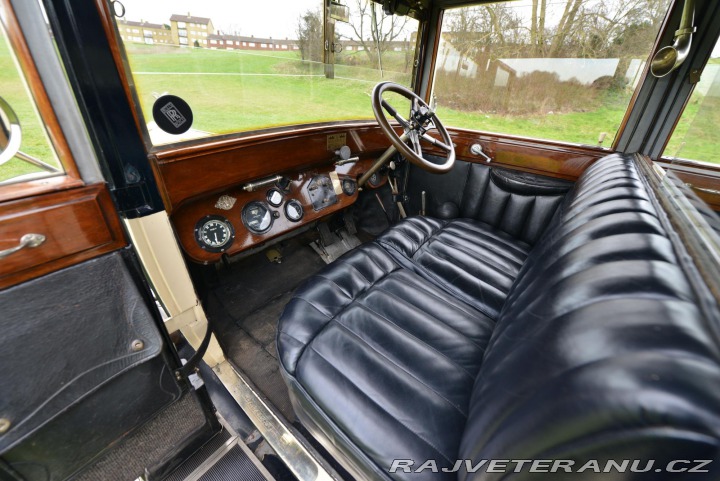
[459,166,569,245]
[459,154,720,479]
[407,159,573,245]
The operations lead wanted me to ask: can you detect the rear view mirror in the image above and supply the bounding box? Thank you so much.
[0,97,22,166]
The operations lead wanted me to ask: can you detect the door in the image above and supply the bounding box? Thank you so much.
[0,1,216,480]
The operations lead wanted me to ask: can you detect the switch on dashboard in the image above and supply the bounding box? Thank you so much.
[329,172,343,196]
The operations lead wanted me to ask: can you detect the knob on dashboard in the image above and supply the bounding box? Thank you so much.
[276,176,291,191]
[335,145,352,160]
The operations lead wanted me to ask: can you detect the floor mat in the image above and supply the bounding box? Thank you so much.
[213,241,326,321]
[208,241,327,422]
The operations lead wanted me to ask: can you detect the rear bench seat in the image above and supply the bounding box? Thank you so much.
[277,154,720,480]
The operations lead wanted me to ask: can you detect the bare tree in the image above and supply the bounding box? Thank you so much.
[446,0,668,58]
[343,0,409,69]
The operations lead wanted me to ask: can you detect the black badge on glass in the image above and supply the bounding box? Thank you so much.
[152,95,193,134]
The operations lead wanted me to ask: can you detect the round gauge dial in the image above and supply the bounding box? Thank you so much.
[367,172,382,188]
[194,215,235,252]
[267,188,283,207]
[285,199,304,222]
[242,201,274,234]
[342,178,357,196]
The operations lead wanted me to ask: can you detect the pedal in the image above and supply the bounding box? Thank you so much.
[317,222,340,246]
[343,209,357,235]
[265,248,282,264]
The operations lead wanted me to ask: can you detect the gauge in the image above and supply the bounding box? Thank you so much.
[367,172,382,188]
[342,178,357,196]
[285,199,304,222]
[267,188,283,207]
[242,201,273,234]
[194,215,235,252]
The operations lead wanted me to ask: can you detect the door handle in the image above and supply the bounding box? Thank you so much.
[0,96,22,166]
[0,234,46,259]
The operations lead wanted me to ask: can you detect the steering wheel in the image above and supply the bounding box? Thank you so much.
[371,81,455,174]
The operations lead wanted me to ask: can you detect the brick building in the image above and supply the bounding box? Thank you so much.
[207,34,298,51]
[169,14,214,47]
[117,19,172,45]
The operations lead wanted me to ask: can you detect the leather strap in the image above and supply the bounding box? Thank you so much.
[174,320,213,380]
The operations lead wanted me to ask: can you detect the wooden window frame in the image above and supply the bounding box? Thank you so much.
[0,0,84,202]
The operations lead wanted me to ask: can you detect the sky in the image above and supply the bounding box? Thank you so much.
[117,0,322,38]
[115,0,720,57]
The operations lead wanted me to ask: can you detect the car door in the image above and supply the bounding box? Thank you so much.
[0,1,217,480]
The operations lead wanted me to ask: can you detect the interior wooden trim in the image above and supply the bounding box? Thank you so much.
[657,160,720,211]
[155,123,396,211]
[93,0,153,150]
[172,158,384,263]
[444,128,609,180]
[421,6,444,103]
[0,183,127,289]
[154,121,383,163]
[153,120,613,212]
[0,175,84,203]
[0,1,83,200]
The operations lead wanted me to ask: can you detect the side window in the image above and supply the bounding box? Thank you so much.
[663,37,720,165]
[0,21,63,185]
[432,0,671,147]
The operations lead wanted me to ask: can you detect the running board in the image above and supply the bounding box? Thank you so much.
[164,421,274,481]
[213,361,341,481]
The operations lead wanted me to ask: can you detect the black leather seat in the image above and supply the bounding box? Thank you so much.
[277,154,720,480]
[278,243,496,479]
[375,217,529,318]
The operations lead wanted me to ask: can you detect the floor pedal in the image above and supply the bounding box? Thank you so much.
[310,229,362,264]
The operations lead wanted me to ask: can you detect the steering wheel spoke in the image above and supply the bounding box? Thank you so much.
[381,100,411,131]
[408,130,423,157]
[421,132,452,152]
[372,81,455,174]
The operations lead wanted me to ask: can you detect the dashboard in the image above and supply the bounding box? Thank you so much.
[171,157,387,264]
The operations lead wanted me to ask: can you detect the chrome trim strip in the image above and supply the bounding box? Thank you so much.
[213,361,341,481]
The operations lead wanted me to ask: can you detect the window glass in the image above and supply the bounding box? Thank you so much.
[0,21,63,184]
[432,0,671,147]
[664,37,720,165]
[114,0,418,146]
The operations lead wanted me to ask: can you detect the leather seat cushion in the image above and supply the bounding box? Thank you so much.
[375,216,530,319]
[278,243,495,479]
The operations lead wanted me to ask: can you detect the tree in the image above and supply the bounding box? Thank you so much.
[342,0,409,71]
[296,9,323,62]
[442,0,669,61]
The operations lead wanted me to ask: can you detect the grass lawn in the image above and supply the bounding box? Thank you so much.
[0,31,62,182]
[127,46,411,134]
[2,40,718,186]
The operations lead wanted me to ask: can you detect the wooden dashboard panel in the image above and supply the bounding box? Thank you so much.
[0,184,127,289]
[154,123,395,212]
[153,123,610,214]
[423,128,608,180]
[173,158,385,264]
[158,123,623,263]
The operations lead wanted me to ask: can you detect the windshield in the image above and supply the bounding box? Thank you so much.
[431,0,671,147]
[113,0,418,146]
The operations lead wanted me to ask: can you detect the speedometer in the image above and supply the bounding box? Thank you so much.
[242,201,273,234]
[194,215,235,252]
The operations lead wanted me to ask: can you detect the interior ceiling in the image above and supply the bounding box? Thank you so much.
[370,0,516,18]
